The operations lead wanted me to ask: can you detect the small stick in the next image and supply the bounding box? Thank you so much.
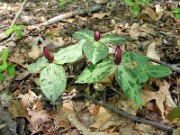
[38,5,102,26]
[146,57,180,73]
[11,0,29,27]
[83,94,174,133]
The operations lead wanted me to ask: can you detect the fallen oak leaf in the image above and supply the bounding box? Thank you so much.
[142,80,171,119]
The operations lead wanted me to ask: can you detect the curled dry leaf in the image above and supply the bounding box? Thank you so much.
[90,106,113,129]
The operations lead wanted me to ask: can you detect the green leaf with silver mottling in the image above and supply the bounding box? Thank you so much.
[147,65,172,78]
[54,40,84,64]
[131,52,149,83]
[27,56,48,73]
[83,41,109,64]
[122,52,149,83]
[76,59,116,83]
[115,65,142,108]
[40,63,67,103]
[72,30,94,41]
[121,52,133,63]
[100,35,127,45]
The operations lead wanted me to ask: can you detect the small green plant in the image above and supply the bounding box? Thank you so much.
[5,24,27,40]
[167,106,180,120]
[0,48,16,83]
[27,29,172,108]
[172,7,180,19]
[27,41,84,103]
[124,0,150,15]
[58,0,67,8]
[72,29,126,64]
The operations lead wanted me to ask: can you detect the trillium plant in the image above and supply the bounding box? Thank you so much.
[28,29,172,108]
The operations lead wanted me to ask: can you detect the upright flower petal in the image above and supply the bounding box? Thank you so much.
[94,30,101,41]
[114,45,122,65]
[43,47,54,63]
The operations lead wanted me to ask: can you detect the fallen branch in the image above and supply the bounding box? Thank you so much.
[147,57,180,73]
[11,0,29,26]
[38,5,102,26]
[83,94,174,133]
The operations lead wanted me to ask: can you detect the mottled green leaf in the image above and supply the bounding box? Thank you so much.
[131,52,149,83]
[147,65,172,78]
[100,35,127,45]
[83,41,109,64]
[122,52,133,63]
[27,56,48,73]
[73,30,94,41]
[167,106,180,120]
[115,65,142,108]
[40,64,67,103]
[54,40,84,64]
[76,59,116,83]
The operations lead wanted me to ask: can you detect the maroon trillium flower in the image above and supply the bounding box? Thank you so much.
[114,45,122,65]
[94,30,101,41]
[43,47,54,63]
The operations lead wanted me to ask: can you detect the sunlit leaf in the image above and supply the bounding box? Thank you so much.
[73,30,94,41]
[100,35,127,45]
[2,48,8,63]
[6,64,15,77]
[27,56,48,73]
[0,63,8,73]
[40,64,67,103]
[83,41,109,64]
[5,28,14,37]
[172,7,180,13]
[76,59,116,83]
[124,0,134,6]
[132,2,139,15]
[54,40,84,64]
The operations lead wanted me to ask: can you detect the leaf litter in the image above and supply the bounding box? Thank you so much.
[0,0,180,134]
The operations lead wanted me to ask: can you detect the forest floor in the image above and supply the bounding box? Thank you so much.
[0,0,180,135]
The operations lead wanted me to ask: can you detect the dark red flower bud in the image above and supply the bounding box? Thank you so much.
[114,45,122,65]
[94,30,101,41]
[43,47,54,63]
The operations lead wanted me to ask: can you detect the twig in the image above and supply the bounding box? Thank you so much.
[146,57,180,73]
[38,5,102,26]
[11,0,29,27]
[83,94,174,133]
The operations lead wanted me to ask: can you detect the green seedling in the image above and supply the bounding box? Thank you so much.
[5,24,27,40]
[124,0,150,15]
[0,48,16,83]
[172,7,180,19]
